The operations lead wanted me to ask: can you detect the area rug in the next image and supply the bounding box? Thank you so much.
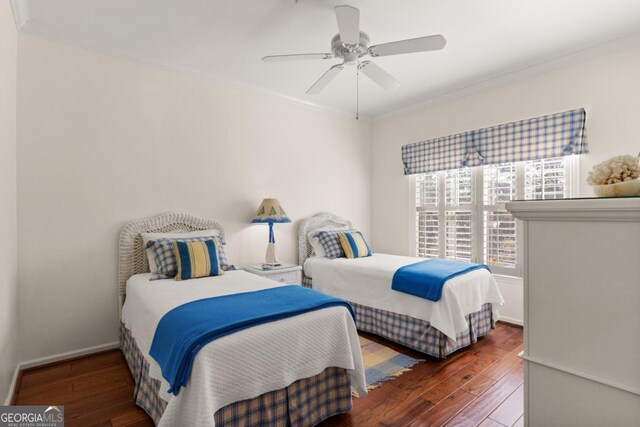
[358,335,423,394]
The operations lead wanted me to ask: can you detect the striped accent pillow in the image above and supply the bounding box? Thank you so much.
[338,231,372,259]
[147,236,231,280]
[172,239,223,281]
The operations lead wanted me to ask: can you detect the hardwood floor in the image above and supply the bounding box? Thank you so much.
[14,322,523,427]
[321,323,524,427]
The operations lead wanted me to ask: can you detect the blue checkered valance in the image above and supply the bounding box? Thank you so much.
[402,108,587,175]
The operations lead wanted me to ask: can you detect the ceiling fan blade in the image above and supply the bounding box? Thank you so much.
[262,53,333,62]
[368,35,446,57]
[335,5,360,45]
[306,64,344,95]
[359,61,400,90]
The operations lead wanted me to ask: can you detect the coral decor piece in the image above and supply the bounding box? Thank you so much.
[587,154,640,197]
[587,154,638,185]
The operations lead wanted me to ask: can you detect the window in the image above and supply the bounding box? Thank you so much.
[415,156,574,276]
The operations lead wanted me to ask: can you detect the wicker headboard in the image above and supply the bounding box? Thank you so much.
[117,212,225,316]
[298,212,352,269]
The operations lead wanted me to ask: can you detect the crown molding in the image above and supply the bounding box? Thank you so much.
[19,22,371,123]
[15,3,640,121]
[10,0,29,30]
[372,32,640,121]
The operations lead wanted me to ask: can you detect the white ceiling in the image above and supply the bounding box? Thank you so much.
[15,0,640,118]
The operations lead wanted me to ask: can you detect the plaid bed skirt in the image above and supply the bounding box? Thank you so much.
[302,277,494,358]
[120,324,352,426]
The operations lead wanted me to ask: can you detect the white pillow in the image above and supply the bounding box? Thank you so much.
[141,229,221,273]
[307,226,349,258]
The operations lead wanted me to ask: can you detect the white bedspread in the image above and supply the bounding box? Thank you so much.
[304,254,504,340]
[121,271,366,427]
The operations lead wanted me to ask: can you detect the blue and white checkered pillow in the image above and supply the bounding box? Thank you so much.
[317,229,355,259]
[146,236,233,280]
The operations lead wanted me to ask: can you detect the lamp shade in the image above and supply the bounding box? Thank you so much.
[251,198,291,224]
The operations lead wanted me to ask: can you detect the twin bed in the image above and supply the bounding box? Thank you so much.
[299,212,504,358]
[118,212,504,426]
[119,213,365,427]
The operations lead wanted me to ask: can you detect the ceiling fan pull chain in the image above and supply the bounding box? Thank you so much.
[356,63,360,120]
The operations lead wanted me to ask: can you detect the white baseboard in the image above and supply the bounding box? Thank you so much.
[493,274,524,326]
[18,341,120,370]
[498,316,523,326]
[4,365,20,406]
[3,341,120,405]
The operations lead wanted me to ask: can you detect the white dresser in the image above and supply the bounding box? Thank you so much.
[506,197,640,427]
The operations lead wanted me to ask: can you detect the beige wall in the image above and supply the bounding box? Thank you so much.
[0,1,19,402]
[13,29,640,361]
[371,46,640,256]
[17,34,371,361]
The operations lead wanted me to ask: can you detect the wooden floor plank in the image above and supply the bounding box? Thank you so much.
[379,395,434,426]
[421,366,478,405]
[16,380,74,403]
[480,352,522,381]
[466,352,502,375]
[460,374,496,396]
[64,385,133,422]
[17,364,131,397]
[443,363,524,427]
[513,415,525,427]
[488,385,525,427]
[14,323,523,427]
[408,389,477,427]
[110,408,155,427]
[432,353,478,381]
[68,401,143,427]
[478,418,507,427]
[19,364,73,388]
[69,350,126,375]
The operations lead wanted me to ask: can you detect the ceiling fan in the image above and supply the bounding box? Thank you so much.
[262,5,446,118]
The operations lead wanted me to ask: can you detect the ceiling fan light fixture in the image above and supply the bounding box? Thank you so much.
[261,5,447,116]
[329,32,369,65]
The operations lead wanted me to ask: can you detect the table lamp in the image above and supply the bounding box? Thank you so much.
[251,198,291,267]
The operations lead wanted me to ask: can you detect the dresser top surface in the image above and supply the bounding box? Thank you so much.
[510,195,640,202]
[506,197,640,221]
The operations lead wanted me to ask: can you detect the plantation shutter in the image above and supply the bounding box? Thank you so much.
[525,157,566,200]
[415,174,439,258]
[444,169,473,262]
[483,164,517,269]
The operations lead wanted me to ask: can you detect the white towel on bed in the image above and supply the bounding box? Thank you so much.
[122,271,366,427]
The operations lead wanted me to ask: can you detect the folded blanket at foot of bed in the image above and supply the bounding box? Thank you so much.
[392,259,490,302]
[149,285,355,396]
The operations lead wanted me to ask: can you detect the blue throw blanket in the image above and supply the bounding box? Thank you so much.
[392,259,490,302]
[149,285,355,396]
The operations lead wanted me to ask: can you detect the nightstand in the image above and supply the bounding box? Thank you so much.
[243,263,303,285]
